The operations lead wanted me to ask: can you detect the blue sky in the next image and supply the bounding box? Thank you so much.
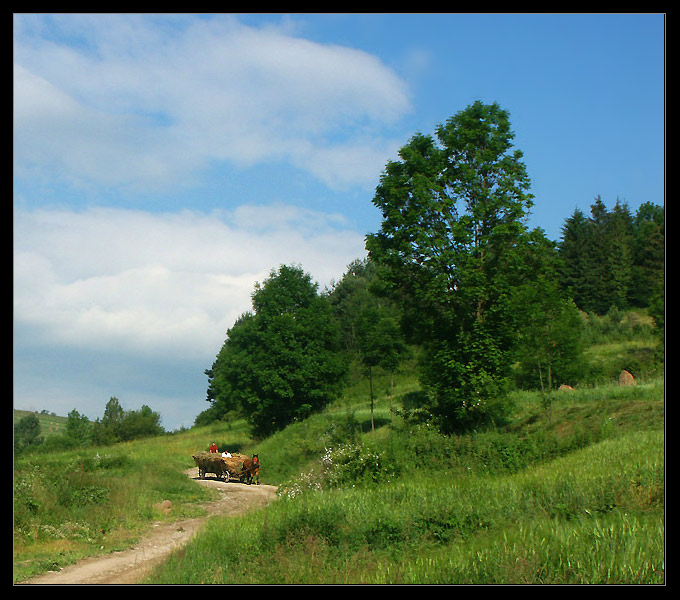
[14,13,665,430]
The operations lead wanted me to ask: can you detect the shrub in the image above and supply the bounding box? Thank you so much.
[322,443,400,489]
[279,442,400,499]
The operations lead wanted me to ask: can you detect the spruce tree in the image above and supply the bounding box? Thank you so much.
[630,202,665,307]
[605,200,635,310]
[559,208,591,309]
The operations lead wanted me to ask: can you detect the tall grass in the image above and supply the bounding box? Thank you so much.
[14,342,663,583]
[145,425,663,584]
[379,510,664,584]
[13,420,256,582]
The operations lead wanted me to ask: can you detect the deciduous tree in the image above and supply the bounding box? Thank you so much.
[207,265,348,437]
[367,101,535,433]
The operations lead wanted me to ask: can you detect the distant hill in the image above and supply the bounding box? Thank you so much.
[13,409,68,437]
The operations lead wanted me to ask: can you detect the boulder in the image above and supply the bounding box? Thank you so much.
[153,500,172,515]
[618,370,636,386]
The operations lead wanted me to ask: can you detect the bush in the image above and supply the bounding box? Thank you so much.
[279,441,400,499]
[322,443,400,489]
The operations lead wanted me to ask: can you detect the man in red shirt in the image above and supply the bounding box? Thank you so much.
[209,442,218,453]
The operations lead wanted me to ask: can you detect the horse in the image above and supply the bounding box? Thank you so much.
[241,454,260,485]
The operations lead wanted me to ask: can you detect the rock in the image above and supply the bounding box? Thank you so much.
[153,500,172,515]
[618,370,636,386]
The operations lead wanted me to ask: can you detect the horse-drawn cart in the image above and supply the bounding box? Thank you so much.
[192,452,260,484]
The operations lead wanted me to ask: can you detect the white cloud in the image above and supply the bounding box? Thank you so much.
[14,205,366,362]
[13,14,411,191]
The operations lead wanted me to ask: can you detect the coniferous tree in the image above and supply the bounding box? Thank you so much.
[559,197,663,314]
[559,208,592,310]
[605,200,635,310]
[586,195,614,314]
[630,202,665,307]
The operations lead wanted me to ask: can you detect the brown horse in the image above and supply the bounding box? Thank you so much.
[241,454,260,485]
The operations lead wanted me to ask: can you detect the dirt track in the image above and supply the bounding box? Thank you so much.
[20,468,278,585]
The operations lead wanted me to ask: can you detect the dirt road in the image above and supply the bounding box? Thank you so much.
[20,468,278,585]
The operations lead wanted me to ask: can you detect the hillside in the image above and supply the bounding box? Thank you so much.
[147,375,665,584]
[14,409,68,437]
[14,329,664,584]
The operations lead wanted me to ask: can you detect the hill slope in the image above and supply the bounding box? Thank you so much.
[14,333,664,584]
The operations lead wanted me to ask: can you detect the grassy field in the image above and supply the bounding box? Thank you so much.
[14,409,68,437]
[14,336,664,584]
[141,378,664,584]
[13,419,258,581]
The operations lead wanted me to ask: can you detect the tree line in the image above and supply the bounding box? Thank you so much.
[558,195,664,315]
[14,397,164,455]
[202,101,664,438]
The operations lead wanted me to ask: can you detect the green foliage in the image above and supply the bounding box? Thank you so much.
[326,257,382,353]
[144,422,663,584]
[559,197,664,314]
[206,265,348,437]
[15,99,665,584]
[14,414,45,454]
[367,101,548,434]
[13,434,217,581]
[65,409,92,446]
[92,397,164,445]
[14,347,663,584]
[279,442,400,498]
[14,409,68,438]
[512,275,587,394]
[17,399,165,457]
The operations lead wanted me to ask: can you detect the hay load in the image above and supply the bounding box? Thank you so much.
[221,454,247,478]
[192,451,248,482]
[193,451,230,481]
[619,370,636,386]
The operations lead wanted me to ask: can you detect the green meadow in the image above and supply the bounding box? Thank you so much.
[14,340,664,584]
[143,377,664,585]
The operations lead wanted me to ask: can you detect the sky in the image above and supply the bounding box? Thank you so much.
[13,13,665,431]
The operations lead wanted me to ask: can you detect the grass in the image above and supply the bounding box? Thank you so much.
[14,409,68,437]
[141,373,664,585]
[14,332,664,584]
[12,419,259,582]
[143,427,664,584]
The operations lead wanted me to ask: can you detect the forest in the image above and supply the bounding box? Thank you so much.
[201,101,664,438]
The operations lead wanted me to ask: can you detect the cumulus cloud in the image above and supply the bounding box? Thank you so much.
[14,204,366,362]
[12,14,396,428]
[13,14,411,191]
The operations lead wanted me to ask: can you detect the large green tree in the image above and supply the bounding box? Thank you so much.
[367,101,537,433]
[206,265,348,437]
